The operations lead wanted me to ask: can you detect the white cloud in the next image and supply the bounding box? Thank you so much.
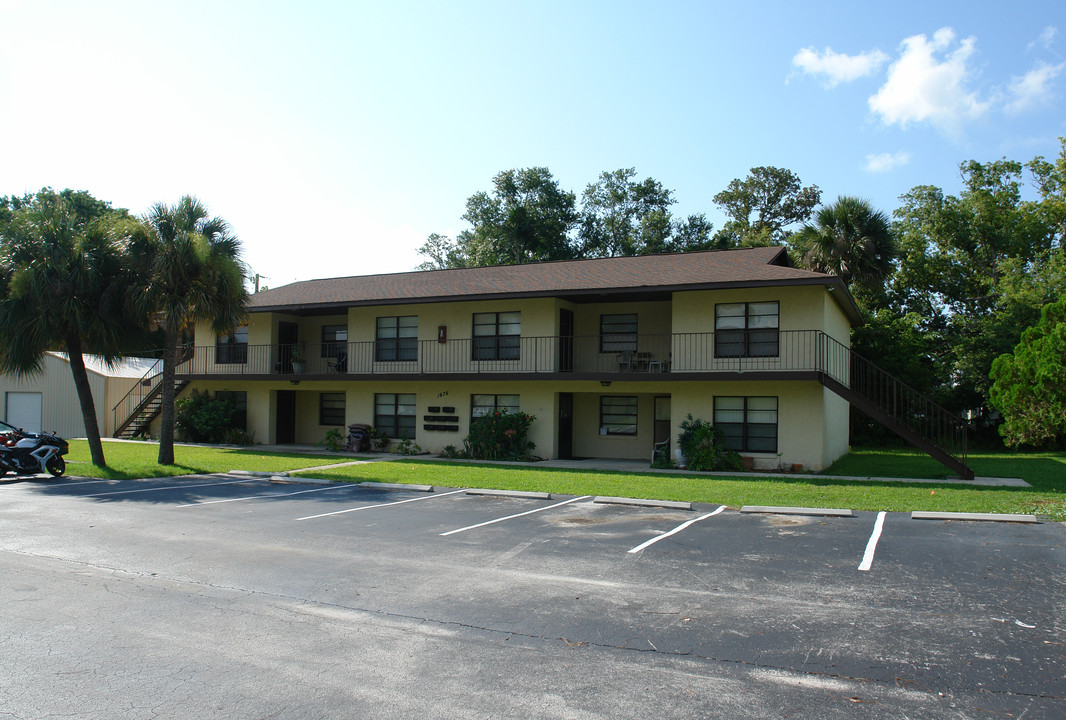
[864,151,911,173]
[868,27,990,138]
[1005,62,1065,114]
[1027,26,1058,52]
[791,46,888,88]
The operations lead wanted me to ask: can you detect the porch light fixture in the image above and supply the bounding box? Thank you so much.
[289,380,301,385]
[600,380,612,387]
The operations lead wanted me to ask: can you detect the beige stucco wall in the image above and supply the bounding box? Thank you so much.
[668,379,841,471]
[180,285,856,467]
[181,375,849,470]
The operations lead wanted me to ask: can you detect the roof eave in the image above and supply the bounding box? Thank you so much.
[249,276,862,323]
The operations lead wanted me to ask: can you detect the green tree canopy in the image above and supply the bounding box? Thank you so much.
[712,166,821,248]
[889,152,1061,418]
[791,196,896,306]
[989,295,1066,448]
[0,189,142,467]
[579,168,675,257]
[456,167,580,266]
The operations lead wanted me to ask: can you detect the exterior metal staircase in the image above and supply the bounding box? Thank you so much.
[112,349,192,440]
[815,333,973,480]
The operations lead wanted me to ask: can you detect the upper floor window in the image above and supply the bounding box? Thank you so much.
[321,325,347,359]
[215,326,248,365]
[714,302,779,358]
[376,316,418,362]
[600,313,638,353]
[472,311,520,361]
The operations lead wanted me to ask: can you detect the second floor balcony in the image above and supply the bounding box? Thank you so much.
[177,330,851,382]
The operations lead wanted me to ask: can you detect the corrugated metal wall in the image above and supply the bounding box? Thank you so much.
[0,354,110,438]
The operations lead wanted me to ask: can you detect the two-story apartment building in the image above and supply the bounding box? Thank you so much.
[138,247,969,476]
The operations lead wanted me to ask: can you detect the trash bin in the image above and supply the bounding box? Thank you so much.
[346,423,372,452]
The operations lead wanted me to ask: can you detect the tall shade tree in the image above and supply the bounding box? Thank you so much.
[989,295,1066,448]
[791,196,896,296]
[579,168,675,257]
[456,167,579,266]
[0,189,140,467]
[132,196,248,466]
[712,166,821,248]
[890,157,1056,419]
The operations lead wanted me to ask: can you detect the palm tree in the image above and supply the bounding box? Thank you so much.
[791,196,896,289]
[132,196,248,466]
[0,190,142,467]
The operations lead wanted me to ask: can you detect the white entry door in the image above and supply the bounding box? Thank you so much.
[5,392,42,432]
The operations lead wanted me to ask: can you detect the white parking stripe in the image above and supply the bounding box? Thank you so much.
[440,495,592,536]
[296,488,467,520]
[858,511,888,572]
[628,506,726,554]
[82,478,252,498]
[176,484,356,508]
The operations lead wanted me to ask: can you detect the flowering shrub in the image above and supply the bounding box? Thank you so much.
[464,409,536,461]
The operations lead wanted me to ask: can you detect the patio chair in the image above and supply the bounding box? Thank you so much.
[327,352,347,373]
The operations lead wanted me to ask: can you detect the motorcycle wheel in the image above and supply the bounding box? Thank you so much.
[46,456,65,477]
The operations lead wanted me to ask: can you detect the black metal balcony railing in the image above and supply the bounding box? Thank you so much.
[176,330,845,377]
[173,329,969,476]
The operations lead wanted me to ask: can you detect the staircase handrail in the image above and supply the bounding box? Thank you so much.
[818,331,968,465]
[112,357,164,435]
[112,344,195,437]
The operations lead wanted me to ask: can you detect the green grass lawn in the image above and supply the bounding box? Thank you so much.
[60,440,1066,521]
[63,439,351,480]
[294,449,1066,521]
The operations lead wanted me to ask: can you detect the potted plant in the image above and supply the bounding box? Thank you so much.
[290,346,306,374]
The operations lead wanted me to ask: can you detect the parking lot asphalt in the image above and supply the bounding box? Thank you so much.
[2,474,1064,719]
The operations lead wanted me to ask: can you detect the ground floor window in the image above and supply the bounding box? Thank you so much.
[714,396,778,452]
[375,393,416,438]
[471,394,520,418]
[319,392,345,426]
[600,396,638,435]
[216,390,248,430]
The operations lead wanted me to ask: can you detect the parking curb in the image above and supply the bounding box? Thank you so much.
[231,470,289,478]
[594,496,692,510]
[467,489,552,500]
[357,481,434,492]
[911,511,1039,523]
[270,476,333,485]
[741,505,856,517]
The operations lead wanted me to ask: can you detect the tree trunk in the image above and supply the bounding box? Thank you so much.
[157,325,179,466]
[65,334,107,468]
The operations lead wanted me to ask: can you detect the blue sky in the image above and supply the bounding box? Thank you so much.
[1,1,1063,287]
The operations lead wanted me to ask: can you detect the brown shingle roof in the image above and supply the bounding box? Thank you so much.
[250,246,859,321]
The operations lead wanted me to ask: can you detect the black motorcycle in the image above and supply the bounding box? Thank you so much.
[0,419,69,477]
